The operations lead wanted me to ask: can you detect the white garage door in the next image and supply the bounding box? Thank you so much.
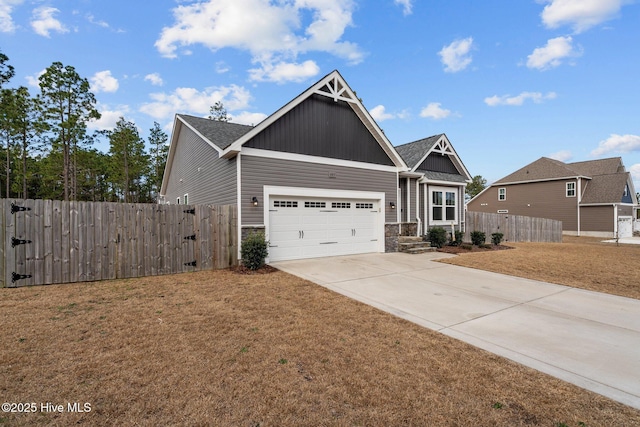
[268,196,381,262]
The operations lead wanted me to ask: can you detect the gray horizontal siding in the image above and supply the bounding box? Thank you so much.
[241,155,397,225]
[164,124,237,205]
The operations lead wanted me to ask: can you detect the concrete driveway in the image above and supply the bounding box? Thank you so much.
[271,252,640,410]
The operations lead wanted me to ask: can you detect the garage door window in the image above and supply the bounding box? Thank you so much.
[356,203,373,209]
[304,201,326,208]
[332,202,351,209]
[274,201,298,208]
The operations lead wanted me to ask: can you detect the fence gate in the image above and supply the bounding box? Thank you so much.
[1,199,238,288]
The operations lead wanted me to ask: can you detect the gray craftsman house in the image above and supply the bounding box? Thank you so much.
[160,70,471,261]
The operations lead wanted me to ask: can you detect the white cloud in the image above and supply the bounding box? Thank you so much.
[248,60,320,84]
[438,37,473,73]
[87,103,131,131]
[540,0,625,33]
[86,14,109,29]
[420,102,451,120]
[155,0,362,82]
[25,68,45,88]
[526,36,581,70]
[630,164,640,188]
[144,73,164,86]
[215,61,230,74]
[484,91,557,106]
[232,111,267,126]
[90,70,119,93]
[394,0,413,16]
[591,134,640,156]
[140,84,252,120]
[0,0,23,33]
[548,150,573,162]
[370,105,395,122]
[30,6,68,37]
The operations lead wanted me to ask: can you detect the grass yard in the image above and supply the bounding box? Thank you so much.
[1,257,639,426]
[438,236,640,300]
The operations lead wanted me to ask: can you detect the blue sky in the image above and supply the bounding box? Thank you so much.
[1,0,639,189]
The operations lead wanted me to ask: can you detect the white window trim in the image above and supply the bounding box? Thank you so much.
[184,193,189,205]
[429,186,458,225]
[566,182,576,198]
[498,187,506,201]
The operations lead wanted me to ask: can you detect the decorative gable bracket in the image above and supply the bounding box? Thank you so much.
[432,137,454,155]
[314,75,356,104]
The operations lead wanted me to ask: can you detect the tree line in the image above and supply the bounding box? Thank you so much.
[0,52,169,203]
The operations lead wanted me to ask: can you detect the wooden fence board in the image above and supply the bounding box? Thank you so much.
[465,211,562,243]
[0,199,238,287]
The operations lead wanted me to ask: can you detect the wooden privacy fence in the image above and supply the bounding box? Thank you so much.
[0,199,238,288]
[465,211,562,243]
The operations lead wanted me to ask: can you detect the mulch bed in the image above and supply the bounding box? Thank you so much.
[232,264,279,274]
[437,244,514,254]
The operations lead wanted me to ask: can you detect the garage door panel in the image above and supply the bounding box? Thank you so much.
[268,196,381,262]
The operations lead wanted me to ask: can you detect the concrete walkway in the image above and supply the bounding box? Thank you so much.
[271,252,640,410]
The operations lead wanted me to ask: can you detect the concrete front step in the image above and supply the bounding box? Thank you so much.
[398,236,437,254]
[403,246,437,254]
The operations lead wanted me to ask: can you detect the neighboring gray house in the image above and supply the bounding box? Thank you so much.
[468,156,638,238]
[160,70,470,261]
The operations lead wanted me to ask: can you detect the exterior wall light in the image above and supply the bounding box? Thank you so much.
[390,202,395,209]
[252,196,259,206]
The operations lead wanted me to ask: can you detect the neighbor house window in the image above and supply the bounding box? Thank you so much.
[183,193,189,205]
[430,188,457,224]
[498,188,506,201]
[566,182,576,197]
[176,197,180,205]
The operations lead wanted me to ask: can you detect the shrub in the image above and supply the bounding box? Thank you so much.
[470,231,486,246]
[491,232,504,245]
[241,231,269,270]
[427,227,448,248]
[447,230,464,246]
[461,244,473,251]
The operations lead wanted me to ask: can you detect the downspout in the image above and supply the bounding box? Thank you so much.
[416,179,420,236]
[577,178,581,237]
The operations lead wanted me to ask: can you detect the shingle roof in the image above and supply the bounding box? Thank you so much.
[394,135,443,168]
[495,157,579,183]
[178,114,254,150]
[567,157,623,176]
[422,171,468,183]
[581,173,630,204]
[494,156,631,205]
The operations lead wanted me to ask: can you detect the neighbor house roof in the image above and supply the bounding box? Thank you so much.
[490,156,635,206]
[581,173,631,204]
[178,114,253,150]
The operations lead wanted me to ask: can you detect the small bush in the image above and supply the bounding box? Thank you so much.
[241,231,269,270]
[461,244,473,251]
[427,227,448,248]
[470,231,486,246]
[491,232,504,245]
[481,243,494,249]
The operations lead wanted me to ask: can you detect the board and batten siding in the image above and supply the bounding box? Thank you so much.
[245,95,394,166]
[240,155,397,225]
[163,125,237,205]
[468,180,579,231]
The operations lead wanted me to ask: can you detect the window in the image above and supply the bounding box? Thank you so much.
[304,201,325,208]
[430,188,457,224]
[274,200,298,208]
[183,193,189,205]
[176,197,180,205]
[498,188,506,201]
[356,203,373,209]
[624,185,629,197]
[331,202,351,209]
[566,182,576,197]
